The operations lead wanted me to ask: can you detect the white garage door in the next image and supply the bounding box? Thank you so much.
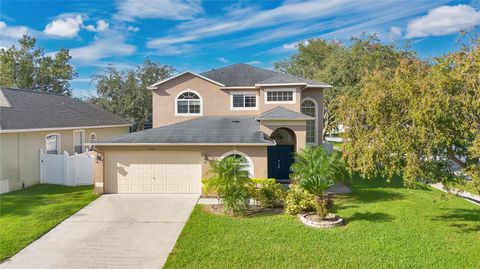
[106,151,202,194]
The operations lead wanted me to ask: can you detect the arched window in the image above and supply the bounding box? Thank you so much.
[89,133,97,143]
[45,134,60,154]
[87,133,97,151]
[220,151,254,177]
[176,90,202,115]
[301,99,317,144]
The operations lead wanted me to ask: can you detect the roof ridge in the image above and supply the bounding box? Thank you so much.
[1,87,69,97]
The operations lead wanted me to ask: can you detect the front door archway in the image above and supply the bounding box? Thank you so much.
[268,128,296,183]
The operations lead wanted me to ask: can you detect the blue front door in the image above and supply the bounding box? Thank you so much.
[268,145,295,182]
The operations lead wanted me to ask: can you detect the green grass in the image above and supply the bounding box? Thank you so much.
[455,181,480,196]
[165,178,480,268]
[0,184,98,261]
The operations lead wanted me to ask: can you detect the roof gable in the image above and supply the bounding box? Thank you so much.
[148,63,331,89]
[0,88,130,131]
[256,107,314,120]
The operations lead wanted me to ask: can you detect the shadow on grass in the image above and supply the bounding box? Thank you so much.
[349,189,406,203]
[347,212,395,223]
[432,208,480,233]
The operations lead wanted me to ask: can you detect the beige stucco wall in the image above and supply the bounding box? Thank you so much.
[96,145,268,193]
[301,88,325,145]
[0,126,129,192]
[152,73,325,146]
[260,121,307,151]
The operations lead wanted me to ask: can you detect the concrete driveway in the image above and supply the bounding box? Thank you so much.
[1,194,199,269]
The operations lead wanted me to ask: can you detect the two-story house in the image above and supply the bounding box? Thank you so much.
[91,64,331,194]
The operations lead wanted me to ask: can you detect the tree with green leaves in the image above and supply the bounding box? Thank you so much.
[204,156,252,215]
[89,59,175,130]
[290,146,349,218]
[0,35,76,95]
[340,36,479,195]
[275,35,412,138]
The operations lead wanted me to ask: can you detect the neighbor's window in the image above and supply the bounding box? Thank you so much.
[87,132,96,151]
[46,134,60,154]
[73,130,84,154]
[301,100,316,144]
[232,93,256,109]
[266,90,294,103]
[177,91,201,115]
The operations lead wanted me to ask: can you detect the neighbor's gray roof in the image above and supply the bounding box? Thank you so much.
[200,64,330,87]
[0,88,130,131]
[256,107,314,121]
[93,116,275,145]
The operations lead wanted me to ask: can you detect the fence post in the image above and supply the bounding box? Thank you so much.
[63,151,69,185]
[39,149,44,184]
[74,153,79,186]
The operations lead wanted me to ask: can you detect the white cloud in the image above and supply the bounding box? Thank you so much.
[217,57,229,63]
[85,20,109,32]
[115,0,203,21]
[389,26,402,41]
[406,5,480,38]
[246,60,261,65]
[68,35,136,64]
[44,15,83,38]
[0,21,30,38]
[127,25,140,32]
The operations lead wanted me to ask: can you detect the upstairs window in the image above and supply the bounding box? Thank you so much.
[73,130,85,154]
[231,93,257,110]
[176,90,202,115]
[301,99,317,144]
[265,89,295,104]
[46,134,60,154]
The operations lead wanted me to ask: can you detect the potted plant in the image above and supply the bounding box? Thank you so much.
[290,146,349,227]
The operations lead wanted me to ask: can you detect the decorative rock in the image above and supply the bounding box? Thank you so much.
[299,212,344,228]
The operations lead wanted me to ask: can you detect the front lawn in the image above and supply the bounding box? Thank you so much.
[0,184,98,261]
[165,178,480,268]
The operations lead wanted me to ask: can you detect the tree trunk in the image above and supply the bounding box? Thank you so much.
[314,195,328,219]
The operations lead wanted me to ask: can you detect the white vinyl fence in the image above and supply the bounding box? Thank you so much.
[40,150,94,186]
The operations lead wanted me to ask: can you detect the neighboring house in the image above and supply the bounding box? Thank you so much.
[0,88,131,193]
[91,64,331,194]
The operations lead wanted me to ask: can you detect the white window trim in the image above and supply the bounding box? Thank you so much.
[73,129,85,154]
[87,132,97,151]
[89,132,97,143]
[175,89,203,116]
[264,88,296,104]
[45,133,61,155]
[230,91,258,111]
[220,150,255,177]
[301,97,319,146]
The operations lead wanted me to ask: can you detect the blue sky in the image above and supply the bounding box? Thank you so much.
[1,0,479,98]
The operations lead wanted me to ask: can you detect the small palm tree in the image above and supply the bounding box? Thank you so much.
[204,156,252,215]
[291,146,349,219]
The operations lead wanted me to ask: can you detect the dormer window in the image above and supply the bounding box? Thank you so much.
[231,92,257,110]
[176,90,202,116]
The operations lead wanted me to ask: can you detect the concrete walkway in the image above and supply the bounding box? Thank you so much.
[1,194,199,269]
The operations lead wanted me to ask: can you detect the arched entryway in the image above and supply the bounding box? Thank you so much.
[268,128,296,183]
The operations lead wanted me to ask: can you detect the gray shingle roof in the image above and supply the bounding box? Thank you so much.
[256,107,314,120]
[93,116,275,145]
[0,88,130,131]
[200,63,330,87]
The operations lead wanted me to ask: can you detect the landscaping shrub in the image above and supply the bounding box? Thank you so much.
[284,184,316,215]
[291,146,349,218]
[203,156,252,215]
[249,178,286,208]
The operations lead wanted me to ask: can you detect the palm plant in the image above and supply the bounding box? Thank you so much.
[291,146,349,218]
[204,156,252,215]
